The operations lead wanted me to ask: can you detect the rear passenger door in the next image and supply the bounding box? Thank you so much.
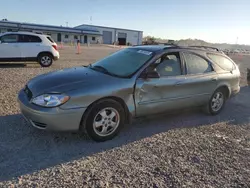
[19,34,42,58]
[180,51,218,106]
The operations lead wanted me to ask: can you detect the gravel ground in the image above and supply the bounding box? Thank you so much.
[0,46,250,187]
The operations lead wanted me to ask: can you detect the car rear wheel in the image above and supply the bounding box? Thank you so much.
[204,88,226,115]
[38,53,53,67]
[83,99,125,142]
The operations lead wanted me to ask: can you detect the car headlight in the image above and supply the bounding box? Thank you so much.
[31,94,70,107]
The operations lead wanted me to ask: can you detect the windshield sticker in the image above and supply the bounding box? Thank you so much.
[137,50,152,55]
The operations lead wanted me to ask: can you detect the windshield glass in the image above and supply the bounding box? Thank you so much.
[91,48,154,77]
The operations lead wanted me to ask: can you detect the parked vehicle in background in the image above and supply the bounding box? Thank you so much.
[0,31,59,67]
[18,45,240,142]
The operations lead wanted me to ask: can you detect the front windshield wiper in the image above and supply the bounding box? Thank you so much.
[90,65,119,77]
[91,65,109,73]
[83,63,92,68]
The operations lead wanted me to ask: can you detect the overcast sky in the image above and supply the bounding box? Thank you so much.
[1,0,250,44]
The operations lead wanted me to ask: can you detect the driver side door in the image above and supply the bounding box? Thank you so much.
[134,52,188,117]
[0,34,21,59]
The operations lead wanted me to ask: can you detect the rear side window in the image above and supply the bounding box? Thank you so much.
[0,34,18,43]
[47,36,54,43]
[183,52,213,74]
[19,35,42,43]
[207,53,235,71]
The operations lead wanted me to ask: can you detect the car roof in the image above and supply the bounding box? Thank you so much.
[0,31,44,37]
[131,45,173,52]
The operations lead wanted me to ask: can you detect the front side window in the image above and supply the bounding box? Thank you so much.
[91,48,154,77]
[207,53,235,71]
[0,34,18,43]
[183,52,213,74]
[152,53,182,77]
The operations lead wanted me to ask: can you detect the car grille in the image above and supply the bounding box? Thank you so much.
[24,85,33,101]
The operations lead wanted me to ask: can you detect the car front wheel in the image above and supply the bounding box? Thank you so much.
[83,99,125,142]
[38,53,53,67]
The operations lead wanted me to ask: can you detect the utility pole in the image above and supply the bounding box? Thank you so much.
[66,22,68,27]
[90,16,92,25]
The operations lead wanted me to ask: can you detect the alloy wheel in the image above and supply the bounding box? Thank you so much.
[93,107,120,137]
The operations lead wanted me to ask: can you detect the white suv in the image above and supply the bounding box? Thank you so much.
[0,31,59,67]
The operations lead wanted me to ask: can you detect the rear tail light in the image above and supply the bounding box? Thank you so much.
[52,45,58,51]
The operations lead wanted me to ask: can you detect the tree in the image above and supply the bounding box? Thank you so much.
[143,36,157,45]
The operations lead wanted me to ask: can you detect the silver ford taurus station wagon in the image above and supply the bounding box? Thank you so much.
[18,45,241,142]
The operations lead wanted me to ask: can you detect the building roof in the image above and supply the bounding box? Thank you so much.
[0,20,102,35]
[74,24,143,33]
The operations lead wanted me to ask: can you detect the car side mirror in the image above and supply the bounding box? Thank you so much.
[141,69,160,79]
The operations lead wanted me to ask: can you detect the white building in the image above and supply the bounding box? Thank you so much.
[0,20,143,45]
[74,24,143,45]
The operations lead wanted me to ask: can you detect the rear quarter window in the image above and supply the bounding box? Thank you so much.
[207,53,235,71]
[46,36,54,43]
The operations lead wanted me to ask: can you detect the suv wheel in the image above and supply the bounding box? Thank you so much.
[82,99,125,142]
[38,53,53,67]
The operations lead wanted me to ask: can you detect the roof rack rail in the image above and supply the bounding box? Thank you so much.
[188,45,219,52]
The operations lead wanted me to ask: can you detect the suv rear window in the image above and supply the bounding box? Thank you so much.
[47,36,54,43]
[207,53,235,71]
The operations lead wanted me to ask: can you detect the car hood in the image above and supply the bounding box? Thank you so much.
[27,66,113,97]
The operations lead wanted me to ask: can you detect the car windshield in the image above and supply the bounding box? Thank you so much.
[90,48,154,77]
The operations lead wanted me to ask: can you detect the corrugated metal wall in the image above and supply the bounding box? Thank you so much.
[102,31,113,44]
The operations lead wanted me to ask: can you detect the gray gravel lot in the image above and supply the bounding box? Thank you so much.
[0,45,250,187]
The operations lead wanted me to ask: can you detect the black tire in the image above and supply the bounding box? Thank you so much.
[82,99,125,142]
[38,53,53,67]
[204,88,227,115]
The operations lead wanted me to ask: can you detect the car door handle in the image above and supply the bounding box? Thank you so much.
[153,84,159,88]
[211,77,218,81]
[175,81,183,86]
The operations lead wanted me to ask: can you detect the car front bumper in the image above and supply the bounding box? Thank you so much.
[53,50,60,61]
[54,55,59,61]
[18,89,86,132]
[231,85,240,97]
